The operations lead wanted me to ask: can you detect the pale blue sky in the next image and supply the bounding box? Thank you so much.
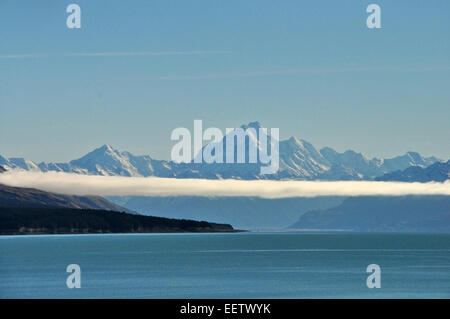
[0,0,449,162]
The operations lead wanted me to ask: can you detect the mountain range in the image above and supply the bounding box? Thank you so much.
[0,122,443,181]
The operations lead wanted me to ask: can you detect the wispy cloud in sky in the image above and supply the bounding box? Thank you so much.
[1,171,449,198]
[0,50,230,59]
[141,65,450,81]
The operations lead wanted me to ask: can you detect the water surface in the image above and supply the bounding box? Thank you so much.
[0,232,449,298]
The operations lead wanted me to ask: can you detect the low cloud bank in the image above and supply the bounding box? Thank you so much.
[0,171,449,198]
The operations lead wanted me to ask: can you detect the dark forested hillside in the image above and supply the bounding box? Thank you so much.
[0,207,235,235]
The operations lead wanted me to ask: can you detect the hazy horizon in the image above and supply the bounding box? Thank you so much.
[1,0,449,162]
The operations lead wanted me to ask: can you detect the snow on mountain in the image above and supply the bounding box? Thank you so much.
[278,136,329,179]
[184,121,277,179]
[379,152,439,173]
[319,148,386,180]
[0,155,10,168]
[0,155,40,172]
[0,122,443,180]
[68,144,143,176]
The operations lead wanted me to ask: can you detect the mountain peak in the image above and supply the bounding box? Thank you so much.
[285,136,304,148]
[405,151,422,160]
[285,136,318,151]
[98,144,116,153]
[240,121,263,130]
[70,144,120,165]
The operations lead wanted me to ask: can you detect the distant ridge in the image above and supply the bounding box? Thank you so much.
[289,196,450,233]
[376,160,450,182]
[0,122,442,180]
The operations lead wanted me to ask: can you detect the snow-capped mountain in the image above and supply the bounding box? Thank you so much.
[278,136,330,179]
[318,148,439,180]
[0,121,443,180]
[37,144,175,177]
[0,155,40,172]
[184,121,278,179]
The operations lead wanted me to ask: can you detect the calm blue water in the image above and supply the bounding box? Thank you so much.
[0,232,449,298]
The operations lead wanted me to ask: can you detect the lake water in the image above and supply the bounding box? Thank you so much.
[0,232,449,298]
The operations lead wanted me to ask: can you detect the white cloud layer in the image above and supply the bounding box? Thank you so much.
[1,171,449,198]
